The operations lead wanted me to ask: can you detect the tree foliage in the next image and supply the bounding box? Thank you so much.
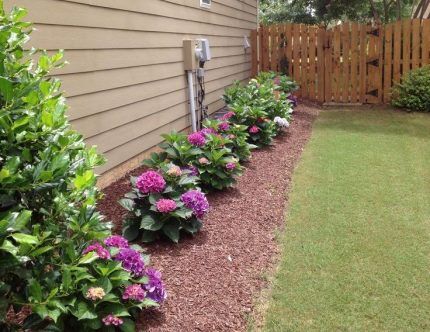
[259,0,416,25]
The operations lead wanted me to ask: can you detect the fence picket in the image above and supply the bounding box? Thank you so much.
[350,22,359,103]
[393,20,402,84]
[301,24,309,98]
[384,24,393,103]
[293,24,301,97]
[308,26,317,100]
[285,23,293,76]
[341,22,350,103]
[317,27,325,102]
[402,20,411,77]
[423,20,430,66]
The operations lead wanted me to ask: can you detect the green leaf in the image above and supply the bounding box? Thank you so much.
[123,223,139,241]
[0,77,13,102]
[11,233,38,245]
[41,110,54,127]
[118,198,135,212]
[162,222,180,243]
[31,245,53,257]
[29,279,43,302]
[73,170,94,190]
[120,318,136,332]
[72,301,98,321]
[141,215,163,231]
[78,251,98,265]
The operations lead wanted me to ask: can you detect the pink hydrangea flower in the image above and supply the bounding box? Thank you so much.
[199,157,209,165]
[156,199,177,213]
[86,287,105,301]
[122,284,146,302]
[83,242,110,260]
[221,111,235,121]
[200,128,217,137]
[187,132,206,147]
[249,125,260,134]
[218,122,230,131]
[136,171,166,194]
[226,162,236,171]
[167,165,182,177]
[228,134,236,140]
[102,314,123,326]
[104,235,129,249]
[180,190,209,219]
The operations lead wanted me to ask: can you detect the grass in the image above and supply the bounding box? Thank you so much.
[262,109,430,331]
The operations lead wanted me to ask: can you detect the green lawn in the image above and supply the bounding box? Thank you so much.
[262,109,430,331]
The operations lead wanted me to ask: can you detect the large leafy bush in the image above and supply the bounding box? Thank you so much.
[159,131,243,190]
[0,6,164,331]
[391,66,430,112]
[120,161,208,243]
[223,73,296,146]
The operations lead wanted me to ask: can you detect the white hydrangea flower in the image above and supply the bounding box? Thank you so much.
[274,116,290,128]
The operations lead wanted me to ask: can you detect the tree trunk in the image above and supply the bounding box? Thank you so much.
[369,0,382,23]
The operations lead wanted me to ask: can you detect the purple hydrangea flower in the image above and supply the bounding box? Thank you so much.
[156,199,177,213]
[144,268,167,303]
[226,162,236,171]
[249,125,260,134]
[115,248,145,277]
[288,94,298,107]
[102,314,123,326]
[180,190,209,219]
[218,122,230,131]
[122,284,146,302]
[200,128,218,137]
[83,242,110,260]
[104,235,129,249]
[187,132,206,147]
[136,170,166,194]
[181,165,199,177]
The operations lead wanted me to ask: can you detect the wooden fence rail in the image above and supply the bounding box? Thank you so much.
[251,19,430,104]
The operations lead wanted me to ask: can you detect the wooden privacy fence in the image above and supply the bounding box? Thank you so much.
[251,19,430,104]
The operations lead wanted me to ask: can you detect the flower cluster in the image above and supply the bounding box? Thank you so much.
[144,268,167,303]
[86,287,105,301]
[249,125,260,134]
[123,284,146,302]
[156,199,177,213]
[188,132,206,147]
[180,190,209,219]
[199,157,209,165]
[167,165,182,177]
[218,122,230,131]
[221,111,235,121]
[136,170,166,194]
[181,165,199,176]
[226,162,236,171]
[200,128,217,137]
[104,235,129,249]
[115,248,146,277]
[102,315,123,326]
[274,116,290,128]
[288,94,298,107]
[83,242,110,260]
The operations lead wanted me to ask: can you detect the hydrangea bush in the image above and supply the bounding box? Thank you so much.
[0,6,164,330]
[158,131,243,190]
[202,118,256,162]
[120,162,208,243]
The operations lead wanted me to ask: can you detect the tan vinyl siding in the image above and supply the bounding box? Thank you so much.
[5,0,257,176]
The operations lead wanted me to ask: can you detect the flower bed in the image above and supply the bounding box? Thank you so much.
[119,72,299,243]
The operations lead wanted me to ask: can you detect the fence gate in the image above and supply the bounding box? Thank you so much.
[251,19,430,104]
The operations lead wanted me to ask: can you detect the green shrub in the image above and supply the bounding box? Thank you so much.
[222,73,295,146]
[391,66,430,112]
[120,161,208,243]
[0,6,163,330]
[155,131,243,190]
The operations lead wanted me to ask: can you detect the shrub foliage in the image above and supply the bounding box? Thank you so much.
[391,66,430,112]
[0,6,164,331]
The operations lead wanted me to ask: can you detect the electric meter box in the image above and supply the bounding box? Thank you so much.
[198,39,211,62]
[183,39,199,71]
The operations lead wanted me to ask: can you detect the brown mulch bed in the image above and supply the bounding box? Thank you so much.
[98,103,319,331]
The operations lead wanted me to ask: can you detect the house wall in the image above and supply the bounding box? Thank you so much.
[4,0,258,182]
